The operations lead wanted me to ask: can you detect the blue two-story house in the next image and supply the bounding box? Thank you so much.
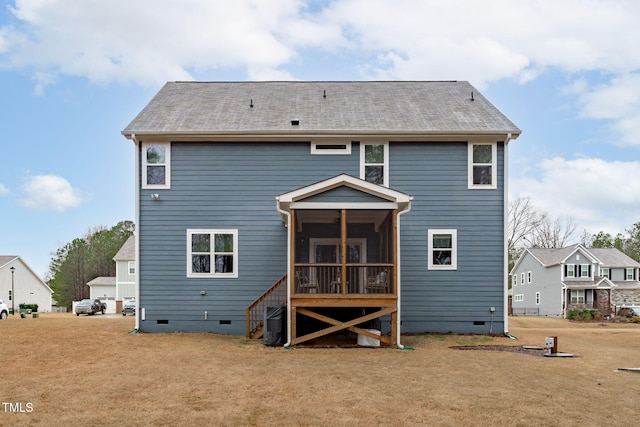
[122,81,521,347]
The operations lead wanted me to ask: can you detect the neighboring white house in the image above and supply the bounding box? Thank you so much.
[511,244,640,317]
[82,236,136,314]
[0,256,53,313]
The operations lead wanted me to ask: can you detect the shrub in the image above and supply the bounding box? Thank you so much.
[18,303,39,312]
[631,316,640,324]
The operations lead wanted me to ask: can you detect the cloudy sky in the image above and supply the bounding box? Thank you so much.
[1,0,639,278]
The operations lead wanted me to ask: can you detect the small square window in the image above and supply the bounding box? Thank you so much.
[428,229,457,270]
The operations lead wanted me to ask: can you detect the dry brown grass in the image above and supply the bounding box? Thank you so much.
[1,313,640,426]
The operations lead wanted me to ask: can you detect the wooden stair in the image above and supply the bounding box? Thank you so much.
[245,274,287,339]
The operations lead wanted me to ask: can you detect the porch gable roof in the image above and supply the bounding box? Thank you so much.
[276,174,413,214]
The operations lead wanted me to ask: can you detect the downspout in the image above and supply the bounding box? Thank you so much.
[503,133,512,335]
[395,201,412,349]
[131,134,141,331]
[276,198,293,347]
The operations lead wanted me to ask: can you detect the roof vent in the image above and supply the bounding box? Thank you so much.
[323,90,327,98]
[291,119,300,126]
[470,91,475,102]
[250,99,254,108]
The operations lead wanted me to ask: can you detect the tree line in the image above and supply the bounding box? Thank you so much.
[48,220,134,308]
[508,196,640,271]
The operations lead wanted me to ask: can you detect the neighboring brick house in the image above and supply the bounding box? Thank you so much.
[511,244,640,317]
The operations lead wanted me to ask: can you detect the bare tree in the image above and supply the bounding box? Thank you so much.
[507,196,545,251]
[530,215,577,248]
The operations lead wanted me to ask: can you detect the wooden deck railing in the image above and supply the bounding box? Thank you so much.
[294,264,394,294]
[245,274,287,338]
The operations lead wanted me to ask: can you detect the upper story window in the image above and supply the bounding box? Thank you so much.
[311,141,352,155]
[512,275,517,287]
[360,142,389,187]
[128,261,135,275]
[600,267,610,279]
[565,264,576,278]
[579,264,591,278]
[143,143,170,189]
[527,271,532,284]
[427,229,457,270]
[626,268,636,281]
[468,142,497,189]
[521,272,525,284]
[187,229,238,278]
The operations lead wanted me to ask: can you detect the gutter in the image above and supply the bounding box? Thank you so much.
[131,134,141,331]
[502,133,512,335]
[395,201,413,349]
[275,198,293,347]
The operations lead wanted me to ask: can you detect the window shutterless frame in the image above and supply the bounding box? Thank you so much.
[468,142,497,189]
[142,142,171,189]
[186,229,238,278]
[427,229,457,270]
[360,142,389,187]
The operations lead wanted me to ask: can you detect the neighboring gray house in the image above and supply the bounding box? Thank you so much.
[113,235,136,306]
[0,256,53,313]
[511,244,640,317]
[122,81,521,346]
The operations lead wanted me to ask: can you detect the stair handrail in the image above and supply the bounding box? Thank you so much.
[245,274,287,338]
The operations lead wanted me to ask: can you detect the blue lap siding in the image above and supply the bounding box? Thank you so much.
[137,140,505,334]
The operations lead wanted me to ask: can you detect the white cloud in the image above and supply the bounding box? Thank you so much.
[20,174,84,211]
[510,157,640,236]
[0,183,9,195]
[3,0,640,87]
[571,74,640,146]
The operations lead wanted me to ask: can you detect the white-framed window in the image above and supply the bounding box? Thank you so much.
[521,272,525,284]
[626,268,635,281]
[468,142,497,189]
[600,267,610,279]
[128,261,135,275]
[565,264,576,278]
[427,229,457,270]
[187,229,238,278]
[512,275,517,287]
[570,289,585,304]
[536,292,540,305]
[142,142,171,188]
[514,294,524,302]
[360,142,389,187]
[580,264,591,278]
[311,141,352,155]
[527,271,532,284]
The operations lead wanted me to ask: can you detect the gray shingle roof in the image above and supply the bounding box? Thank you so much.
[588,248,640,267]
[528,244,640,268]
[122,81,521,137]
[113,235,135,261]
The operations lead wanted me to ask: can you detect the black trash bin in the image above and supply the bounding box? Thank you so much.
[264,305,286,346]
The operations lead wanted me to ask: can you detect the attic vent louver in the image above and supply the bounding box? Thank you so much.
[291,119,300,126]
